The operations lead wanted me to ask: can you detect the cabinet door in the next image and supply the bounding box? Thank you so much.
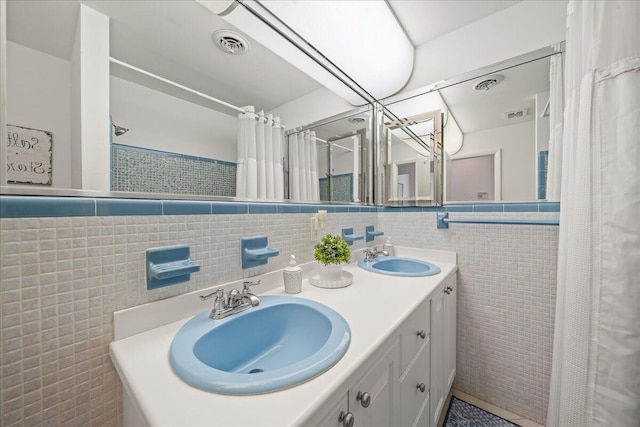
[350,340,399,427]
[444,276,457,391]
[430,286,445,427]
[316,394,350,427]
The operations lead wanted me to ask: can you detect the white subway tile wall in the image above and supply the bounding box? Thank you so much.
[378,211,558,424]
[0,212,377,426]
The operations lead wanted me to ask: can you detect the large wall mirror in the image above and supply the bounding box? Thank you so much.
[380,45,563,204]
[2,1,364,202]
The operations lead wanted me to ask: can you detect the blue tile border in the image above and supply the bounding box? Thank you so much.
[162,200,212,215]
[0,196,96,218]
[96,199,163,216]
[0,195,561,218]
[211,202,248,215]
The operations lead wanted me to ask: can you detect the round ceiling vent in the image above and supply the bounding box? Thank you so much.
[213,30,249,55]
[472,74,504,91]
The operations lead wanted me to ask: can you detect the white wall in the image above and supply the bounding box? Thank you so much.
[6,41,72,189]
[110,77,237,162]
[404,0,567,94]
[271,86,354,129]
[458,121,535,201]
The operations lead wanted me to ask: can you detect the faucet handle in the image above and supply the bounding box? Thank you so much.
[200,288,224,301]
[243,280,261,293]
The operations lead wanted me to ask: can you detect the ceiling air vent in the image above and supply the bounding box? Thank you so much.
[504,109,528,119]
[472,74,504,91]
[348,116,367,124]
[213,30,249,55]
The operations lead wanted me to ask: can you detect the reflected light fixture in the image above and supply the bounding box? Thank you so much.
[197,0,414,106]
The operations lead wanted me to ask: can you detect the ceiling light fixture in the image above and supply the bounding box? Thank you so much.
[197,0,414,106]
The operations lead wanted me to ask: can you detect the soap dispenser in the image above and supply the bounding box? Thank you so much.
[283,255,302,294]
[383,237,395,257]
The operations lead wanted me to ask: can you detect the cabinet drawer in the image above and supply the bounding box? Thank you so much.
[399,341,430,427]
[400,299,430,374]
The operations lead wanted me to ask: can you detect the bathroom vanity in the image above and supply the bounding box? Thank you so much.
[109,248,457,426]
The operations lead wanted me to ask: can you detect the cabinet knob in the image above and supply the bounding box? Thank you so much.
[444,287,451,295]
[417,382,426,393]
[338,411,354,427]
[417,330,427,339]
[356,391,371,408]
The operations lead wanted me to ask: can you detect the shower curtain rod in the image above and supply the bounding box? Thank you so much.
[110,57,287,128]
[314,136,353,152]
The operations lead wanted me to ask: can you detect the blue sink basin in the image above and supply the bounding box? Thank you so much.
[358,257,441,277]
[169,295,350,395]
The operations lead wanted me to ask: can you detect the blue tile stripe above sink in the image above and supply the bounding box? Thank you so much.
[0,195,559,218]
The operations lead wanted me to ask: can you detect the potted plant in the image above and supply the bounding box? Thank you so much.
[314,234,351,282]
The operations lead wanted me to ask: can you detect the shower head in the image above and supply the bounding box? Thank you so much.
[112,123,129,136]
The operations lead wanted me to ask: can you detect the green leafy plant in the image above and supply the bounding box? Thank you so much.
[314,234,351,266]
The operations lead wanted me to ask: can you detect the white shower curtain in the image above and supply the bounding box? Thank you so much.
[236,107,285,199]
[273,117,285,199]
[546,44,564,202]
[547,2,640,426]
[289,130,319,202]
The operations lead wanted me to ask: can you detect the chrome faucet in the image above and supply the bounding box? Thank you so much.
[200,280,261,320]
[363,247,389,263]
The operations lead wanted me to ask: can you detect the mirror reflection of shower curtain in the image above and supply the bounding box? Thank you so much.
[546,45,564,201]
[289,131,320,202]
[236,106,285,199]
[352,135,360,202]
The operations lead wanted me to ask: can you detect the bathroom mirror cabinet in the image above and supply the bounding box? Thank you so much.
[2,1,562,206]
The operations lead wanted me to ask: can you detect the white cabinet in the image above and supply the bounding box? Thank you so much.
[314,273,456,427]
[429,284,445,426]
[399,299,431,427]
[317,340,399,427]
[444,276,457,391]
[349,340,399,427]
[430,273,457,426]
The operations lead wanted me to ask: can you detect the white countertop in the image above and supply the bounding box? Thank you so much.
[109,247,457,427]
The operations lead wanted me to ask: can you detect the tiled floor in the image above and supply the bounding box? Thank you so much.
[438,389,546,427]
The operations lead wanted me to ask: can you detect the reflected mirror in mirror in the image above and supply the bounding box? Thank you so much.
[382,46,563,204]
[286,108,372,203]
[380,108,443,206]
[4,1,360,200]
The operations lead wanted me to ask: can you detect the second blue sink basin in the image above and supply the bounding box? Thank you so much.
[170,295,350,395]
[358,256,441,277]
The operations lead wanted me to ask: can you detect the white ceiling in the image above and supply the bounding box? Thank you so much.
[388,0,521,47]
[6,0,530,116]
[5,0,322,114]
[439,55,551,133]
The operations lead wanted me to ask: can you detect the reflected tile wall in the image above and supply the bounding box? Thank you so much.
[112,147,236,197]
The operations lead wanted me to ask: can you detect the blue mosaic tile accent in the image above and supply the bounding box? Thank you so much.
[538,150,549,200]
[96,199,163,216]
[444,396,520,427]
[162,200,211,215]
[319,173,353,202]
[111,144,236,197]
[0,196,96,218]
